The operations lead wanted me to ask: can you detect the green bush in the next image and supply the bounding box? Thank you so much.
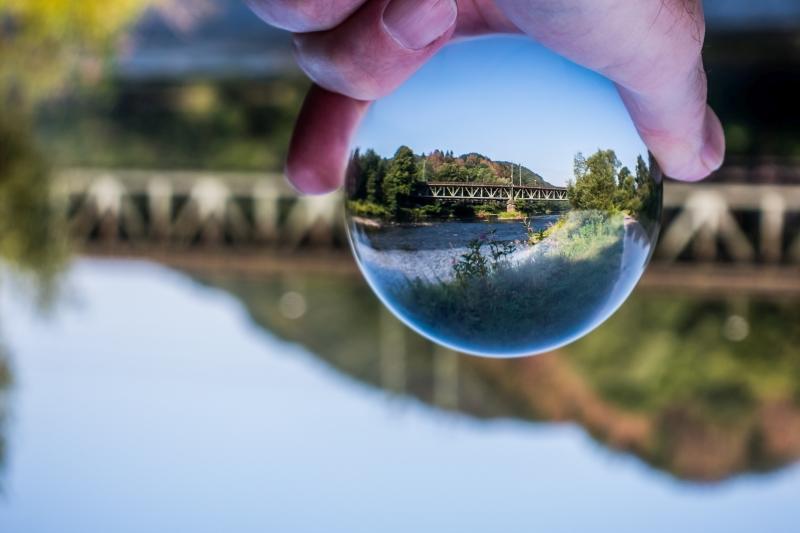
[347,200,389,218]
[395,211,626,352]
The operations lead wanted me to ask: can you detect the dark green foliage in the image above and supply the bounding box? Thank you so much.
[347,148,365,200]
[346,148,385,204]
[362,149,384,203]
[567,149,655,216]
[410,203,447,220]
[34,78,309,171]
[615,166,637,211]
[453,239,490,282]
[567,149,621,211]
[210,266,800,481]
[0,113,69,302]
[0,350,6,490]
[453,230,515,284]
[398,212,625,352]
[434,161,472,182]
[0,356,9,389]
[428,150,550,186]
[571,295,800,413]
[516,199,570,216]
[452,203,476,219]
[382,146,419,216]
[635,155,661,222]
[347,146,561,220]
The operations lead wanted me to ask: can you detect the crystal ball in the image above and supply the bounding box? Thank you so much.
[345,36,662,358]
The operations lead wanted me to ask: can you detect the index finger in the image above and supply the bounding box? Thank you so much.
[496,0,724,181]
[246,0,367,32]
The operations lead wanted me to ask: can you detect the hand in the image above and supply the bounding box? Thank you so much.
[248,0,725,194]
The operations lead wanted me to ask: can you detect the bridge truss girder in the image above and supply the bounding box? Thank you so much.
[420,183,569,203]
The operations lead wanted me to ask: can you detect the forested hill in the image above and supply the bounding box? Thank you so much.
[422,149,554,187]
[347,146,557,211]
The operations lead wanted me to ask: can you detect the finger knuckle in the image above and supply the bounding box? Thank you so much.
[667,0,706,57]
[247,0,352,32]
[294,34,386,100]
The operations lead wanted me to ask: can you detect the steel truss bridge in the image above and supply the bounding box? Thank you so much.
[417,182,568,203]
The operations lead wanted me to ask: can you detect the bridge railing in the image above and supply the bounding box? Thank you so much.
[419,181,569,202]
[54,168,344,249]
[421,181,568,191]
[53,168,800,266]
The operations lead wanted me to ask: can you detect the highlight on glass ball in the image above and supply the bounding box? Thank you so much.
[345,36,663,358]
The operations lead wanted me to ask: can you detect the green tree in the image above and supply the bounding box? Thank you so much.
[567,149,621,211]
[573,152,587,179]
[359,149,383,203]
[346,148,386,203]
[383,145,419,215]
[615,166,637,213]
[347,148,365,200]
[434,161,468,182]
[1,0,157,108]
[0,116,69,296]
[361,149,384,203]
[634,155,657,216]
[470,165,495,183]
[634,155,650,190]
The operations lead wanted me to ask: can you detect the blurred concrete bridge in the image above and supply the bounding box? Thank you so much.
[55,168,340,248]
[55,164,800,293]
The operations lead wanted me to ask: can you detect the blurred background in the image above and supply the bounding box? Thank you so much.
[0,1,799,531]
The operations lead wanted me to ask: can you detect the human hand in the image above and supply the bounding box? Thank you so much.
[248,0,725,193]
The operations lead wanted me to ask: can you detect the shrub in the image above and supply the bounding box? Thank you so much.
[393,211,627,352]
[348,200,389,218]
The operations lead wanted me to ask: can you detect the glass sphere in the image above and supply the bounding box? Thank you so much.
[345,36,662,358]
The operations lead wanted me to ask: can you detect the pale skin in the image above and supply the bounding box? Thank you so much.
[247,0,725,194]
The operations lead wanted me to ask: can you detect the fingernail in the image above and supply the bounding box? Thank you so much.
[700,106,725,174]
[382,0,457,51]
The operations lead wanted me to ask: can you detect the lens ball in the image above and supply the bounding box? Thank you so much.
[345,36,662,357]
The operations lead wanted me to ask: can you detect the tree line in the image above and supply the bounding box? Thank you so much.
[566,149,658,216]
[347,146,554,218]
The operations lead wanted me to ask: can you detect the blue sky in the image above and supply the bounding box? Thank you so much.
[355,36,649,187]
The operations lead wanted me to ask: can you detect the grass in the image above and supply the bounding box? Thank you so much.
[391,211,626,353]
[348,200,389,218]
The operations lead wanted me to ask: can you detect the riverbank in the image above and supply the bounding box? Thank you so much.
[347,199,567,225]
[348,211,640,355]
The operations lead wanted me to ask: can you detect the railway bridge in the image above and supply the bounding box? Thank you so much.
[417,182,569,204]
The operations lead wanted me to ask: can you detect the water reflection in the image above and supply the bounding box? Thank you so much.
[2,260,800,532]
[0,347,8,487]
[0,117,69,492]
[0,52,73,489]
[0,0,800,528]
[201,267,800,482]
[352,213,651,356]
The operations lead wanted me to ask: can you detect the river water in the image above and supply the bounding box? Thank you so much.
[359,216,561,251]
[351,216,560,286]
[349,214,655,356]
[0,260,798,532]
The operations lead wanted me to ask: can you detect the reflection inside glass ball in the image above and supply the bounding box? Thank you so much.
[345,37,662,358]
